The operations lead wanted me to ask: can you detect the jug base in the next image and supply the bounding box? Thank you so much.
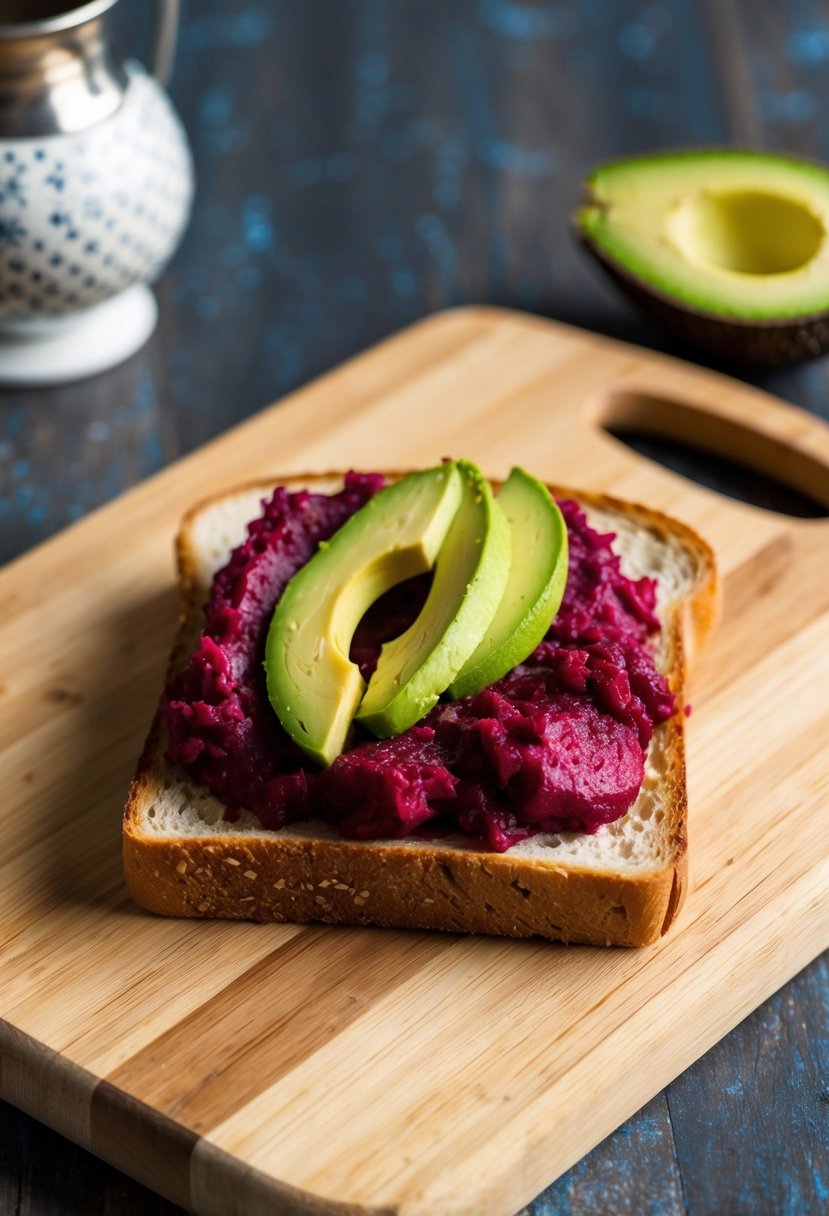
[0,285,157,386]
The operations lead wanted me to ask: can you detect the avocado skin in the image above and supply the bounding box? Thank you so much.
[580,234,829,367]
[575,147,829,367]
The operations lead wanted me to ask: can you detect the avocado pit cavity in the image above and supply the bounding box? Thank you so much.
[668,189,825,277]
[576,149,829,364]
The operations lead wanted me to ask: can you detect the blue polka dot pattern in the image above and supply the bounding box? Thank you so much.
[0,66,193,321]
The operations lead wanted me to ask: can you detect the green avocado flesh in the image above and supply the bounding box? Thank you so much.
[265,464,464,766]
[448,468,568,700]
[356,460,511,739]
[576,150,829,319]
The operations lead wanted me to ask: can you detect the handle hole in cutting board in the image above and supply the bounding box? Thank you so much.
[593,391,829,518]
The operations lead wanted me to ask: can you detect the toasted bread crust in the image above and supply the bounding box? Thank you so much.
[123,812,681,948]
[123,473,717,947]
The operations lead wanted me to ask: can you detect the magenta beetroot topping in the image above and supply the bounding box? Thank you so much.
[163,483,675,853]
[163,473,384,822]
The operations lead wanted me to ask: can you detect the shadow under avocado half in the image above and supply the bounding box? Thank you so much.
[575,149,829,368]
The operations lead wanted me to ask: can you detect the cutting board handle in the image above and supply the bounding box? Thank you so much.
[587,371,829,513]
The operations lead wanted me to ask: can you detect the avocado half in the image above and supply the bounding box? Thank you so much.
[575,149,829,366]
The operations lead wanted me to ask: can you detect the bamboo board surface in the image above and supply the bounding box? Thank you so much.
[1,307,828,1216]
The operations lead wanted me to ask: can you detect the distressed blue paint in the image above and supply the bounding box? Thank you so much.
[531,1097,681,1214]
[224,8,273,47]
[391,268,417,296]
[388,83,414,111]
[478,0,577,41]
[195,295,220,320]
[205,124,250,157]
[14,482,34,506]
[199,87,234,129]
[630,1111,663,1145]
[625,85,667,119]
[221,243,248,268]
[409,116,440,146]
[134,377,155,412]
[479,137,558,176]
[263,321,290,354]
[341,275,366,301]
[241,196,273,252]
[140,426,164,474]
[491,231,509,259]
[181,268,209,299]
[415,214,441,242]
[196,83,251,155]
[799,364,829,420]
[236,265,262,291]
[814,1167,829,1203]
[274,342,302,389]
[182,9,274,51]
[432,182,457,209]
[357,52,389,88]
[358,0,386,43]
[381,134,414,162]
[415,213,458,279]
[325,152,356,181]
[433,137,467,211]
[618,23,656,60]
[352,4,393,144]
[353,95,387,140]
[787,28,829,63]
[376,235,403,262]
[288,159,323,187]
[670,0,723,141]
[517,278,541,304]
[758,88,816,121]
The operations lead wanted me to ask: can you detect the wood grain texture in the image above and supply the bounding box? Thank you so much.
[1,307,828,1215]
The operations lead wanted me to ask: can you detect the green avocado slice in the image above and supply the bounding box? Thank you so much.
[576,150,829,320]
[265,464,463,767]
[356,460,511,738]
[448,468,568,700]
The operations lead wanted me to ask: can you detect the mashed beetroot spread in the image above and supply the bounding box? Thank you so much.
[163,476,674,852]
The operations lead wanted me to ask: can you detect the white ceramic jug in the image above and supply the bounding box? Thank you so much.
[0,0,193,385]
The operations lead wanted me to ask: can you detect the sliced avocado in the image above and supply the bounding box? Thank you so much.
[265,464,463,766]
[448,467,568,700]
[356,460,511,738]
[575,150,829,364]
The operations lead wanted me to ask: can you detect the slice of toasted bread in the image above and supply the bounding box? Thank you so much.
[123,473,717,947]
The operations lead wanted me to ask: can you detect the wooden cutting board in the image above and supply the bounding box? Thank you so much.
[2,307,828,1216]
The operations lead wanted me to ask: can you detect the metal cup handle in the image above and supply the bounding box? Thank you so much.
[151,0,180,86]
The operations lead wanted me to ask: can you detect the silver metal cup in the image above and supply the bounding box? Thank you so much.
[0,0,192,384]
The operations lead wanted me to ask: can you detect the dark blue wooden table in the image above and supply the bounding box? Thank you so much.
[1,2,827,1212]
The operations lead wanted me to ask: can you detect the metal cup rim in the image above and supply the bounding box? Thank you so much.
[0,0,119,41]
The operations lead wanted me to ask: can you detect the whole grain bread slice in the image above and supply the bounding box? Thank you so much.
[123,473,718,947]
